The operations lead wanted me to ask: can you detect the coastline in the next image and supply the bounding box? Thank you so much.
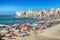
[2,23,60,40]
[0,19,60,40]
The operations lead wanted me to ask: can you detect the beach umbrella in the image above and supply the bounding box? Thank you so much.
[39,21,46,23]
[26,23,30,25]
[24,23,30,26]
[47,19,56,23]
[12,24,20,27]
[1,30,8,34]
[41,23,60,39]
[5,25,11,28]
[0,24,11,28]
[32,23,38,28]
[20,24,26,28]
[0,24,5,28]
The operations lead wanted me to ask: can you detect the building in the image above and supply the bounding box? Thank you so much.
[15,8,60,18]
[56,8,60,14]
[15,11,25,17]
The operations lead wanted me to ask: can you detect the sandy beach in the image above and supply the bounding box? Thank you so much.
[2,31,60,40]
[1,23,60,40]
[2,30,60,40]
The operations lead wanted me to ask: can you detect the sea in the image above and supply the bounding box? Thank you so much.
[0,16,41,25]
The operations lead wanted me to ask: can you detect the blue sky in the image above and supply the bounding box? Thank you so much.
[0,0,60,15]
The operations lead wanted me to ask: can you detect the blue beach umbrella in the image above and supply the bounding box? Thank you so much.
[12,24,20,27]
[32,23,38,28]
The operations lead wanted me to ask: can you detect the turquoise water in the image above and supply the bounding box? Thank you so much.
[0,16,41,25]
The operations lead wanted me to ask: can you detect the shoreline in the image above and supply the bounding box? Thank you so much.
[0,20,60,40]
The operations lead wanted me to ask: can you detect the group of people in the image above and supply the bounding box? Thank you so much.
[0,21,52,38]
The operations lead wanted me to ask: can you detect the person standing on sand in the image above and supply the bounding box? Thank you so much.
[38,24,43,33]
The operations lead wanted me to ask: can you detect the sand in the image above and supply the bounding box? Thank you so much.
[2,31,60,40]
[41,23,60,39]
[2,23,60,40]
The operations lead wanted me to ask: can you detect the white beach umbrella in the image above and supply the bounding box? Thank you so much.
[0,24,5,28]
[39,21,46,23]
[5,25,11,28]
[1,30,8,34]
[32,23,38,27]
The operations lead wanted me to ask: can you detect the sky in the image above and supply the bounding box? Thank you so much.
[0,0,60,15]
